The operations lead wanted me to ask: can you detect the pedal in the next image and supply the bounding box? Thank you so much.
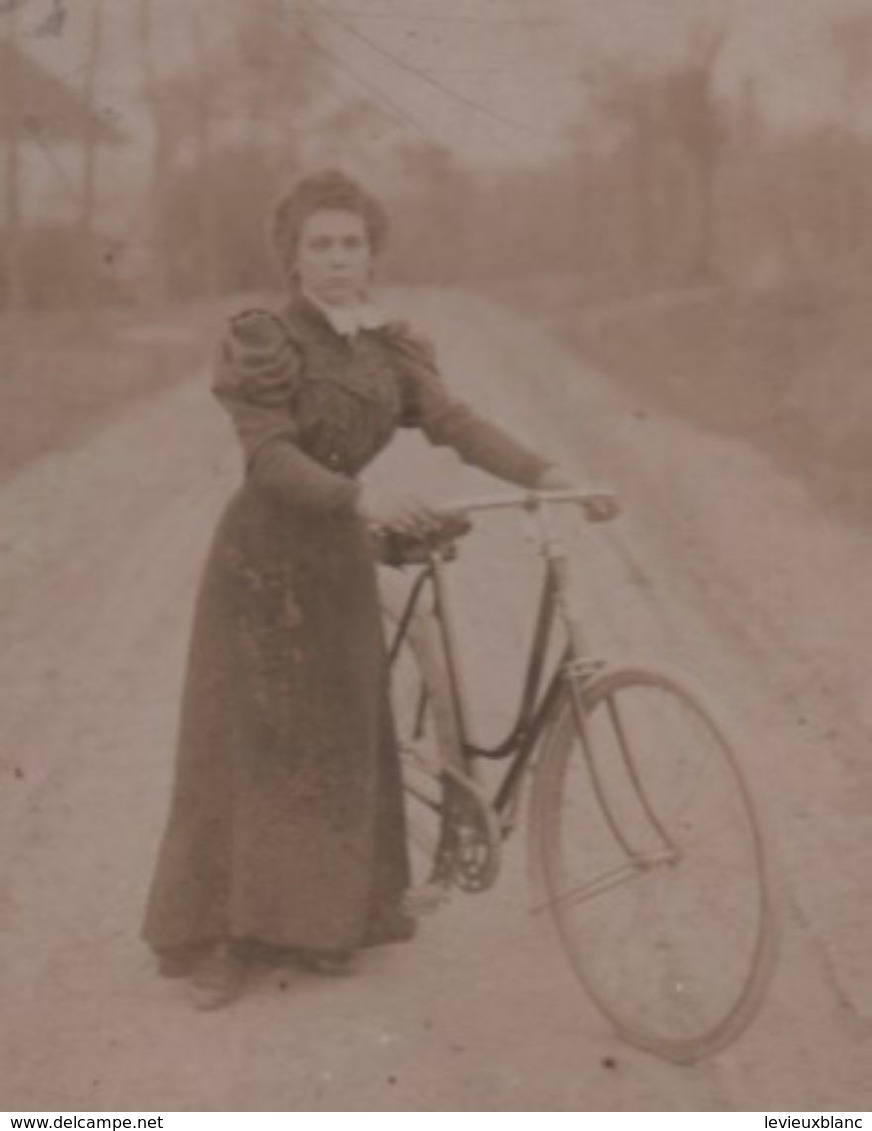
[562,657,607,681]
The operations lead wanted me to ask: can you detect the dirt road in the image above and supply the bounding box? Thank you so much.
[1,291,870,1111]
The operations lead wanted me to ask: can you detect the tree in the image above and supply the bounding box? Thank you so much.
[1,2,23,310]
[828,9,872,253]
[830,9,872,123]
[185,0,219,296]
[589,23,729,282]
[78,0,106,307]
[587,59,665,275]
[392,141,485,281]
[149,0,327,297]
[663,25,729,279]
[137,0,172,300]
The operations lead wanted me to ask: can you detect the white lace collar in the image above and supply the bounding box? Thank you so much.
[302,290,391,338]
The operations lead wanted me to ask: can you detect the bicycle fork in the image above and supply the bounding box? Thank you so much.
[541,525,681,891]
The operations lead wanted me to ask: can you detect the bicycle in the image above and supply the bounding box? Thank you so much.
[378,489,776,1065]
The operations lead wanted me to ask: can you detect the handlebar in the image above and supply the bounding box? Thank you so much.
[435,487,618,519]
[374,488,619,568]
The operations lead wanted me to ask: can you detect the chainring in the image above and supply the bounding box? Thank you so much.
[434,764,502,893]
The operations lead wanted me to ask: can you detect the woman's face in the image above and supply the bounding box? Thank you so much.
[293,208,373,307]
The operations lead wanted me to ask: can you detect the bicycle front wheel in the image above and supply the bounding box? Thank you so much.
[530,665,776,1063]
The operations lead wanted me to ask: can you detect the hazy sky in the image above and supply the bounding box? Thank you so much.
[13,0,872,168]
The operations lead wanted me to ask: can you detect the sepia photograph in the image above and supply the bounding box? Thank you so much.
[1,0,871,1114]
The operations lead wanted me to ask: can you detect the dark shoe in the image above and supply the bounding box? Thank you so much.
[188,943,245,1010]
[402,882,449,916]
[362,908,417,948]
[294,948,358,977]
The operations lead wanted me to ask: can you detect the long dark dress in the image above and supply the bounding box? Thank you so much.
[142,294,550,960]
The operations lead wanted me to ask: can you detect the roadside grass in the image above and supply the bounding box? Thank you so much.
[510,275,872,530]
[0,302,223,486]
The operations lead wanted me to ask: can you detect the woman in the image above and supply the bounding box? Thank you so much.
[142,169,578,1009]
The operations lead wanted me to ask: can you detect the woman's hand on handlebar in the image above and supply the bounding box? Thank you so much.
[580,493,620,522]
[535,465,620,522]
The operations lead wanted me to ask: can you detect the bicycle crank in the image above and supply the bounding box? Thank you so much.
[437,765,502,892]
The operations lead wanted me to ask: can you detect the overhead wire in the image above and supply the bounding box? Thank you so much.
[426,62,582,76]
[211,0,447,143]
[289,0,582,80]
[267,0,579,156]
[293,20,448,143]
[275,1,563,153]
[306,6,564,26]
[307,0,561,142]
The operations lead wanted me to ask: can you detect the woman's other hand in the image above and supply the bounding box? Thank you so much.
[535,466,620,523]
[579,492,620,522]
[358,487,441,537]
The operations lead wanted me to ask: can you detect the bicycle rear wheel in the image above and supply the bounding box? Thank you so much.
[530,664,776,1063]
[385,605,452,891]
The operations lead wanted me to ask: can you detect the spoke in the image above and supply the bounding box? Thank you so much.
[531,851,675,915]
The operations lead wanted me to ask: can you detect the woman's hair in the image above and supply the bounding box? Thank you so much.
[270,169,389,272]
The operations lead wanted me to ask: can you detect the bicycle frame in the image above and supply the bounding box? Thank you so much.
[385,526,596,828]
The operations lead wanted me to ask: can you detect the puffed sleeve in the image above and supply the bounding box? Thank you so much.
[213,309,359,513]
[386,323,552,489]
